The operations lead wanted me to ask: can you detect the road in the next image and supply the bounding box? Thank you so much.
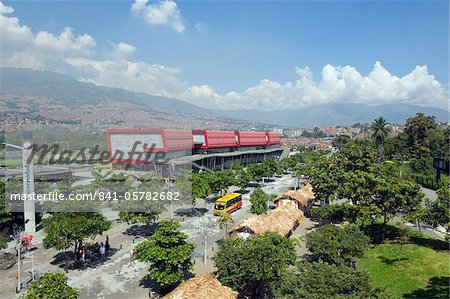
[174,174,299,273]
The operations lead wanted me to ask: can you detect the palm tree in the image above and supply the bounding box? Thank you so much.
[370,117,392,156]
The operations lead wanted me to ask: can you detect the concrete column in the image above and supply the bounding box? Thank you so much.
[22,136,36,234]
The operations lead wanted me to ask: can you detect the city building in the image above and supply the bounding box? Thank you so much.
[107,129,284,174]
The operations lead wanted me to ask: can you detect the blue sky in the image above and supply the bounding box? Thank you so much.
[1,0,448,110]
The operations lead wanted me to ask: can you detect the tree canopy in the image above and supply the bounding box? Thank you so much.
[21,273,79,299]
[115,175,163,229]
[250,188,270,215]
[305,224,370,266]
[42,210,111,259]
[213,232,297,297]
[370,117,392,156]
[271,261,388,299]
[216,210,234,232]
[423,185,450,239]
[134,220,195,287]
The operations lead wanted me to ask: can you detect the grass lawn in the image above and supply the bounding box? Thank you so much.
[359,240,449,298]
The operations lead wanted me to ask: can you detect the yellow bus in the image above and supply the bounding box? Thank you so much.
[214,193,243,215]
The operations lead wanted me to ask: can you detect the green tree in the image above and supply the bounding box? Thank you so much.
[405,113,437,157]
[428,127,450,158]
[235,168,253,190]
[263,158,281,177]
[370,117,392,156]
[116,176,162,233]
[200,171,223,196]
[281,153,304,171]
[191,173,212,202]
[336,139,378,173]
[307,140,378,205]
[384,132,412,160]
[217,210,234,232]
[310,204,349,223]
[231,162,244,172]
[213,232,296,297]
[247,163,269,181]
[331,134,351,149]
[42,212,111,260]
[21,273,79,299]
[305,224,369,266]
[423,185,450,238]
[215,169,237,196]
[339,173,423,242]
[250,188,270,215]
[308,155,340,204]
[410,157,434,174]
[134,220,195,288]
[272,261,388,299]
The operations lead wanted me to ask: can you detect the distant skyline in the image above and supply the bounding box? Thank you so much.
[1,0,448,111]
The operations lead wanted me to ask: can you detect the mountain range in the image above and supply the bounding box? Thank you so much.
[214,103,448,127]
[1,67,447,128]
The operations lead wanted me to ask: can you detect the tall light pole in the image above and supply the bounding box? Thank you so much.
[11,224,23,293]
[192,207,207,267]
[4,139,36,233]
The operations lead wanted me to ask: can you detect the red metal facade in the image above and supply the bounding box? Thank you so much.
[237,131,268,147]
[193,130,237,149]
[107,129,280,163]
[161,130,194,152]
[267,132,281,145]
[107,129,192,154]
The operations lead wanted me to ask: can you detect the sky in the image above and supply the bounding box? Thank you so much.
[1,0,448,111]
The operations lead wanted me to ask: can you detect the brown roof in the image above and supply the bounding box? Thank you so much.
[162,273,238,299]
[228,205,304,237]
[274,183,315,208]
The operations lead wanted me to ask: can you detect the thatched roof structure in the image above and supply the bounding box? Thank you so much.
[162,273,238,299]
[274,183,315,209]
[228,205,304,237]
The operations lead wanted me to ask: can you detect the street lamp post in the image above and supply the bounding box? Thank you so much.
[11,225,23,293]
[192,207,207,267]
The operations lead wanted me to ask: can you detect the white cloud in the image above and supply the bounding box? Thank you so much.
[110,42,136,59]
[65,57,186,97]
[180,85,223,107]
[0,4,33,50]
[33,27,96,56]
[0,1,13,14]
[0,3,96,69]
[131,0,185,33]
[0,1,447,112]
[179,62,448,110]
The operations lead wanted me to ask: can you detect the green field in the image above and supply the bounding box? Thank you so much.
[359,240,449,299]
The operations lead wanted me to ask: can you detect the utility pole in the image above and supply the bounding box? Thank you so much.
[17,241,21,292]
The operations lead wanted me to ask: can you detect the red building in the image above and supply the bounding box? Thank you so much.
[107,129,281,166]
[107,129,193,165]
